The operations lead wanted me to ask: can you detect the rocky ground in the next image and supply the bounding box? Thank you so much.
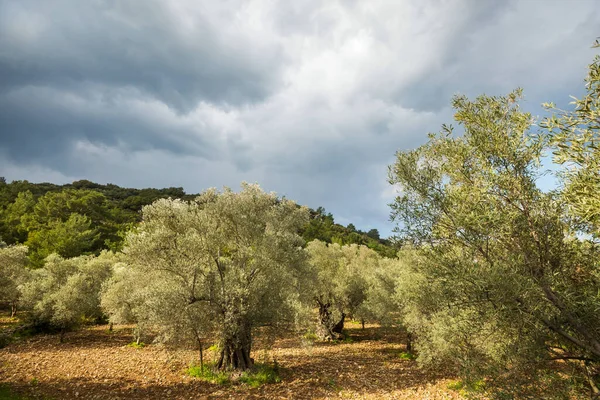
[0,316,465,400]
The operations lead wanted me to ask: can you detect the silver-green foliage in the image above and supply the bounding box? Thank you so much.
[21,251,115,338]
[543,39,600,236]
[103,183,309,370]
[0,242,29,316]
[355,256,405,327]
[306,240,380,339]
[389,86,600,390]
[100,260,150,340]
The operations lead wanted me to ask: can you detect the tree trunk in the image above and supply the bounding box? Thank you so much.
[316,301,345,340]
[586,362,600,398]
[134,326,141,345]
[59,328,65,343]
[333,313,346,335]
[197,337,204,368]
[109,322,113,332]
[10,301,17,318]
[406,332,413,353]
[216,321,253,371]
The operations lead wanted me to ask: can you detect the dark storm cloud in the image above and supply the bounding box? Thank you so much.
[0,1,282,109]
[0,85,220,171]
[0,0,283,165]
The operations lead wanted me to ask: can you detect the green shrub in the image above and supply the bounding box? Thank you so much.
[127,341,145,349]
[327,377,341,391]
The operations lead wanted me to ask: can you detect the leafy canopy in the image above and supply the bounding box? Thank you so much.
[389,86,600,390]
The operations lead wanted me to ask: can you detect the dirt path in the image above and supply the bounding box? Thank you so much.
[0,321,464,399]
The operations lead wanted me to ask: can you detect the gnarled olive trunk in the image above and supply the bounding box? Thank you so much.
[406,332,413,353]
[216,320,253,371]
[316,300,345,340]
[196,336,204,368]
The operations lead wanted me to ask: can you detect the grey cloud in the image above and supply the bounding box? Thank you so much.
[0,0,284,171]
[0,0,284,110]
[0,85,221,171]
[395,0,600,112]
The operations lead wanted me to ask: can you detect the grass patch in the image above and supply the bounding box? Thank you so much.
[127,341,145,349]
[0,318,20,332]
[0,334,13,349]
[12,326,36,340]
[446,380,464,391]
[398,351,416,360]
[0,320,37,349]
[207,343,220,352]
[447,379,486,395]
[301,331,318,348]
[0,384,31,399]
[0,384,55,400]
[0,326,37,349]
[239,362,282,388]
[327,377,342,391]
[187,364,230,385]
[187,362,282,387]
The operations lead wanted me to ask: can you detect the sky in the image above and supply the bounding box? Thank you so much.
[1,0,599,238]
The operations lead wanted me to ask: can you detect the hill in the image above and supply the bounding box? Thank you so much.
[0,178,396,264]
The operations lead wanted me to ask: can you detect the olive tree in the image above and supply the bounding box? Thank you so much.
[347,250,422,351]
[20,252,115,341]
[543,40,600,236]
[0,242,30,317]
[102,258,217,362]
[354,257,401,327]
[389,89,600,392]
[100,261,152,341]
[118,183,309,370]
[306,240,380,340]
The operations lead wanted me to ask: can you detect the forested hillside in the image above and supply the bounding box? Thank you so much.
[0,179,396,265]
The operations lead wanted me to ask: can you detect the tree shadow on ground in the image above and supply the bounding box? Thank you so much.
[4,326,133,354]
[277,341,451,398]
[3,377,243,400]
